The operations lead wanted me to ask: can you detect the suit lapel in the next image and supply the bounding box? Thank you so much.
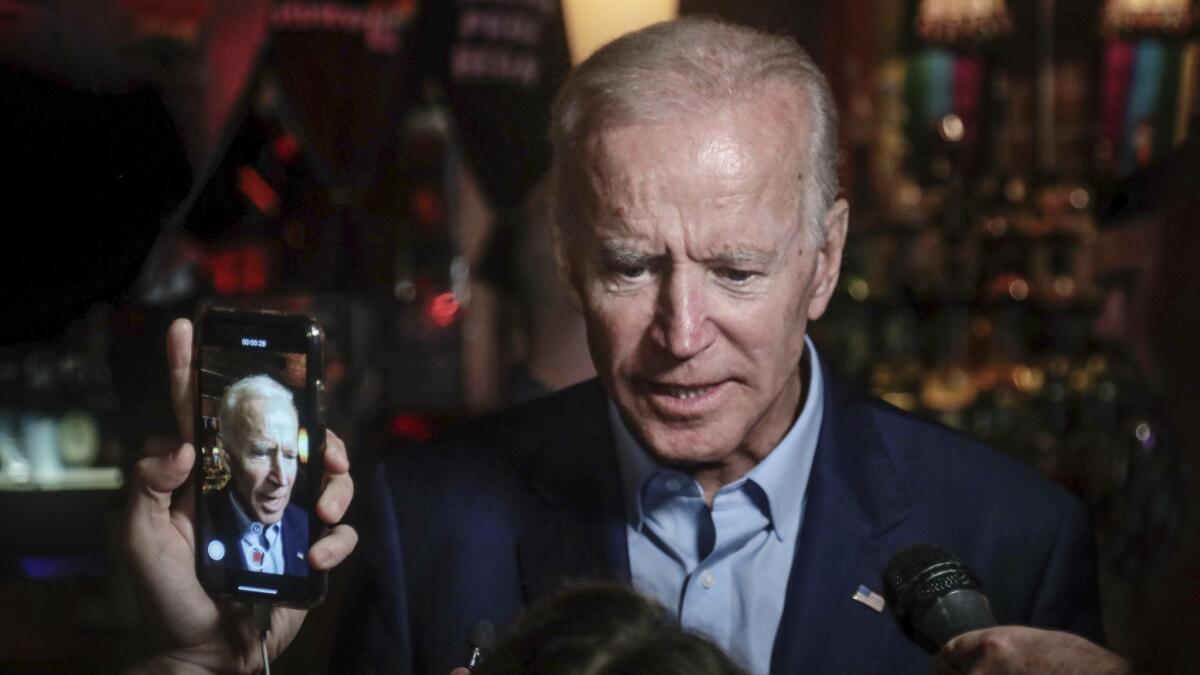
[770,376,912,674]
[283,505,308,576]
[517,381,631,605]
[510,376,912,672]
[207,491,249,572]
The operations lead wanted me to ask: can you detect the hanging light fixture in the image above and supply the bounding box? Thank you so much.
[561,0,679,65]
[915,0,1013,44]
[1102,0,1195,36]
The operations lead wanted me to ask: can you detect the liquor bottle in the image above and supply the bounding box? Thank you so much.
[870,306,923,413]
[1030,355,1074,487]
[919,306,977,431]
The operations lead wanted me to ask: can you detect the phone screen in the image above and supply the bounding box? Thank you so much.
[194,308,325,605]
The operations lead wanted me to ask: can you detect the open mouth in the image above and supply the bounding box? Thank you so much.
[257,494,289,513]
[642,380,728,415]
[656,384,715,400]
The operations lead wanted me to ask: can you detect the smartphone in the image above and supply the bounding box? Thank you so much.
[192,306,327,606]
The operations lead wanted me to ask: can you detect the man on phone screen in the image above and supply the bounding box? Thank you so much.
[203,374,308,576]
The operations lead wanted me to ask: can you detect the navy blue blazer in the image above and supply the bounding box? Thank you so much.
[203,489,309,576]
[333,375,1101,674]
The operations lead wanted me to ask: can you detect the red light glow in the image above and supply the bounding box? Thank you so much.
[238,166,279,216]
[274,133,300,162]
[412,187,445,226]
[389,414,434,441]
[428,292,460,327]
[201,245,270,295]
[205,252,239,295]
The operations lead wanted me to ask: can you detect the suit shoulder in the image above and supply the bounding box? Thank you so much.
[856,392,1085,518]
[283,501,308,527]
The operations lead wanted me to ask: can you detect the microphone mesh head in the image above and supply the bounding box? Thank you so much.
[882,544,983,645]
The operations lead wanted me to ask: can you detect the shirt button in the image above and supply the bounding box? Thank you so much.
[665,478,682,492]
[700,571,715,589]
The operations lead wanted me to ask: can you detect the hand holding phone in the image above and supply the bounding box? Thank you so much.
[123,316,357,674]
[193,307,332,604]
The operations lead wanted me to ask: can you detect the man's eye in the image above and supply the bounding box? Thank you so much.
[605,261,649,280]
[717,268,757,283]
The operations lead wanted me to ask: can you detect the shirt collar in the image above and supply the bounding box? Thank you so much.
[228,489,280,542]
[612,336,825,543]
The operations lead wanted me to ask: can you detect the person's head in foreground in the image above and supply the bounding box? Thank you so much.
[475,581,747,675]
[549,17,847,487]
[217,374,300,524]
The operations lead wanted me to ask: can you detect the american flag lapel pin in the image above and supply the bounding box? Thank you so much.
[852,584,886,613]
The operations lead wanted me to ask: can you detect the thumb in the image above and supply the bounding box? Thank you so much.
[130,443,195,518]
[166,318,194,444]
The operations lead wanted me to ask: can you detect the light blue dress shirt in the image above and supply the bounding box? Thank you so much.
[229,490,286,575]
[611,337,825,675]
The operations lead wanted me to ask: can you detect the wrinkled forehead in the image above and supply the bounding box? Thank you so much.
[231,396,299,444]
[581,84,809,174]
[572,94,811,242]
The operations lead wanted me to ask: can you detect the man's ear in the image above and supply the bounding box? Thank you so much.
[807,198,849,321]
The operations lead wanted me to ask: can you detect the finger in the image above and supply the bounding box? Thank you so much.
[142,435,180,458]
[166,318,194,444]
[317,473,353,524]
[309,523,357,570]
[934,633,981,675]
[130,443,195,518]
[450,669,471,675]
[172,468,197,524]
[268,606,309,657]
[317,431,352,523]
[323,430,350,475]
[932,646,960,675]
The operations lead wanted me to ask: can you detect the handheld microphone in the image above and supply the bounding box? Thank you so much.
[882,543,997,653]
[467,620,496,670]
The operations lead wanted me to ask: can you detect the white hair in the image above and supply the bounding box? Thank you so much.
[217,374,296,453]
[550,17,839,248]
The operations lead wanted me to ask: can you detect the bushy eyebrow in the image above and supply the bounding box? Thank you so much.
[710,249,776,268]
[598,242,656,266]
[597,242,778,268]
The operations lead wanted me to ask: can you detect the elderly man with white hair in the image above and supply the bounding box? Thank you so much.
[328,18,1109,675]
[125,17,1130,675]
[200,374,309,576]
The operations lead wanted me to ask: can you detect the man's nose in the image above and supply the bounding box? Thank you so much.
[267,451,289,486]
[652,268,715,359]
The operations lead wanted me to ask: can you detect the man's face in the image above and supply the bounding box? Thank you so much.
[225,396,299,524]
[562,88,847,471]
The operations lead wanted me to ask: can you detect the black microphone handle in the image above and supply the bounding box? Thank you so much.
[918,588,997,650]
